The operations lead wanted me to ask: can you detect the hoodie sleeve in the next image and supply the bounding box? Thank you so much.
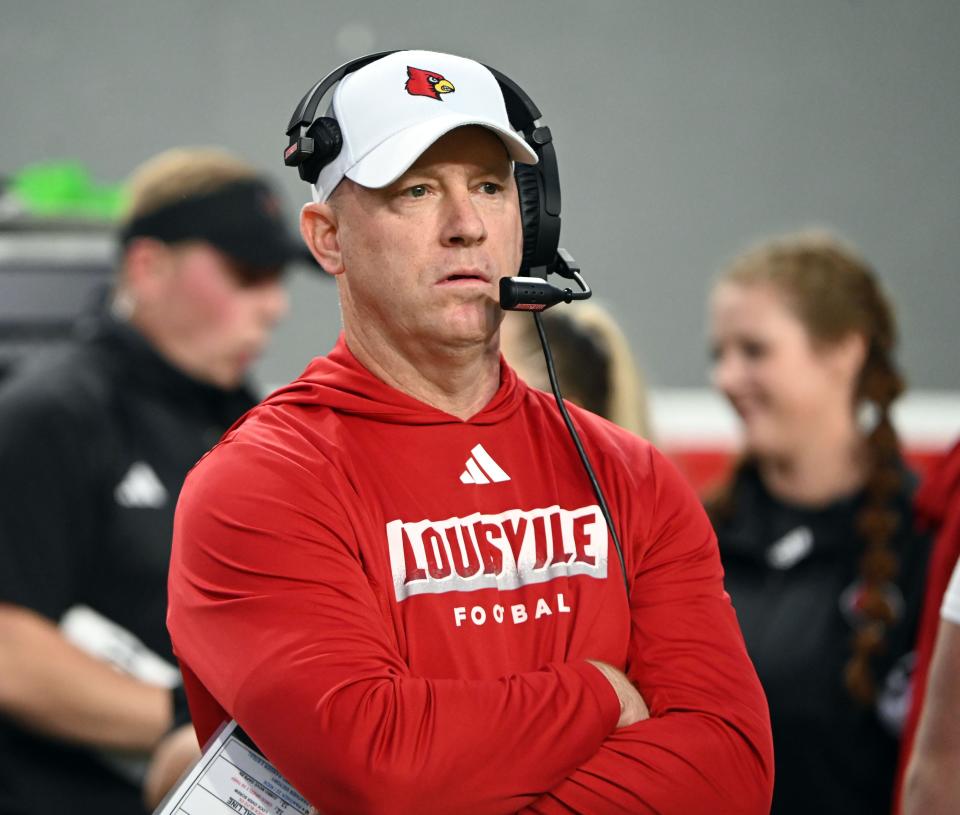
[520,447,774,815]
[167,439,620,815]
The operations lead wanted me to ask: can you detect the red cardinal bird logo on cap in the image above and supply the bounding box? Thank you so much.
[405,66,456,101]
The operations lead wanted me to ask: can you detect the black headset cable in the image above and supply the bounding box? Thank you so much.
[533,311,631,601]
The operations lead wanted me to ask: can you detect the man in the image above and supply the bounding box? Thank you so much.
[0,147,295,813]
[168,51,773,814]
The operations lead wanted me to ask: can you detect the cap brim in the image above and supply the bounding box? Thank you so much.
[210,231,315,274]
[345,114,539,190]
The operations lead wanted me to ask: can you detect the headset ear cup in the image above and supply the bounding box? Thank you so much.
[514,163,541,276]
[299,117,343,184]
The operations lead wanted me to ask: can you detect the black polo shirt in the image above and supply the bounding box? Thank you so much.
[715,463,930,815]
[0,308,257,814]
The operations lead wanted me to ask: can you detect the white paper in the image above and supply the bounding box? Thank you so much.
[154,719,318,815]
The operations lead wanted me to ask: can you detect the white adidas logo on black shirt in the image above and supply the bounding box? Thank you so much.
[114,461,168,508]
[459,444,510,485]
[765,526,813,570]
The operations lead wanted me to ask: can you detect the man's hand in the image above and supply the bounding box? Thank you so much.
[144,723,201,809]
[586,660,650,727]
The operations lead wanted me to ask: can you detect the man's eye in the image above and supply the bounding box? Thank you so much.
[405,185,428,198]
[480,182,501,195]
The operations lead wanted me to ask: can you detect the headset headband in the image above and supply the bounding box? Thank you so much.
[285,51,396,139]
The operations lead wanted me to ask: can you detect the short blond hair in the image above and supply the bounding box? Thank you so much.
[122,147,258,224]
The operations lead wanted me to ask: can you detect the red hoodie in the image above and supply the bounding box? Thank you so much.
[168,337,773,815]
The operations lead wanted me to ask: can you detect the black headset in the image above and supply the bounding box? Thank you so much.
[283,51,572,285]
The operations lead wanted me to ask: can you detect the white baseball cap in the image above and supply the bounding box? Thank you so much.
[311,50,539,203]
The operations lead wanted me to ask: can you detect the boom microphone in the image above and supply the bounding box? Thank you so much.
[499,249,592,311]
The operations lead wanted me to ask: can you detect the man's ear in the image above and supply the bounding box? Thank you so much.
[119,238,172,304]
[300,202,343,277]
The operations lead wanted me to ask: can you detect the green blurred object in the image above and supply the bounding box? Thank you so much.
[10,161,126,220]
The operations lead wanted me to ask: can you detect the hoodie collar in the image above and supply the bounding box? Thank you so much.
[261,333,527,426]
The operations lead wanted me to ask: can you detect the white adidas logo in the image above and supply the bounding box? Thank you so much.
[459,444,510,485]
[765,526,813,570]
[114,461,168,509]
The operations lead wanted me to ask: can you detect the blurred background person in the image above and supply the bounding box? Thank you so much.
[898,437,960,814]
[705,230,931,814]
[0,147,298,813]
[500,303,652,437]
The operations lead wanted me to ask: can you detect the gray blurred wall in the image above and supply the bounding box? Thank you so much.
[2,0,957,390]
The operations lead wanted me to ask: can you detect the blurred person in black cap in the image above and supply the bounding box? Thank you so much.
[0,147,296,813]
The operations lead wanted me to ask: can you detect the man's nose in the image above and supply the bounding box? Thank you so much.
[440,189,487,247]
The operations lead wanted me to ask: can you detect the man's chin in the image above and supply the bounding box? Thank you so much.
[429,321,499,352]
[202,363,246,391]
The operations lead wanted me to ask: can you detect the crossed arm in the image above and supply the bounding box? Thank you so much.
[521,451,773,814]
[169,442,772,815]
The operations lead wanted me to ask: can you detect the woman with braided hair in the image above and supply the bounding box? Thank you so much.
[706,230,931,814]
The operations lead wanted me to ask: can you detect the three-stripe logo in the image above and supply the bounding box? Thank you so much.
[459,444,510,485]
[114,461,168,508]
